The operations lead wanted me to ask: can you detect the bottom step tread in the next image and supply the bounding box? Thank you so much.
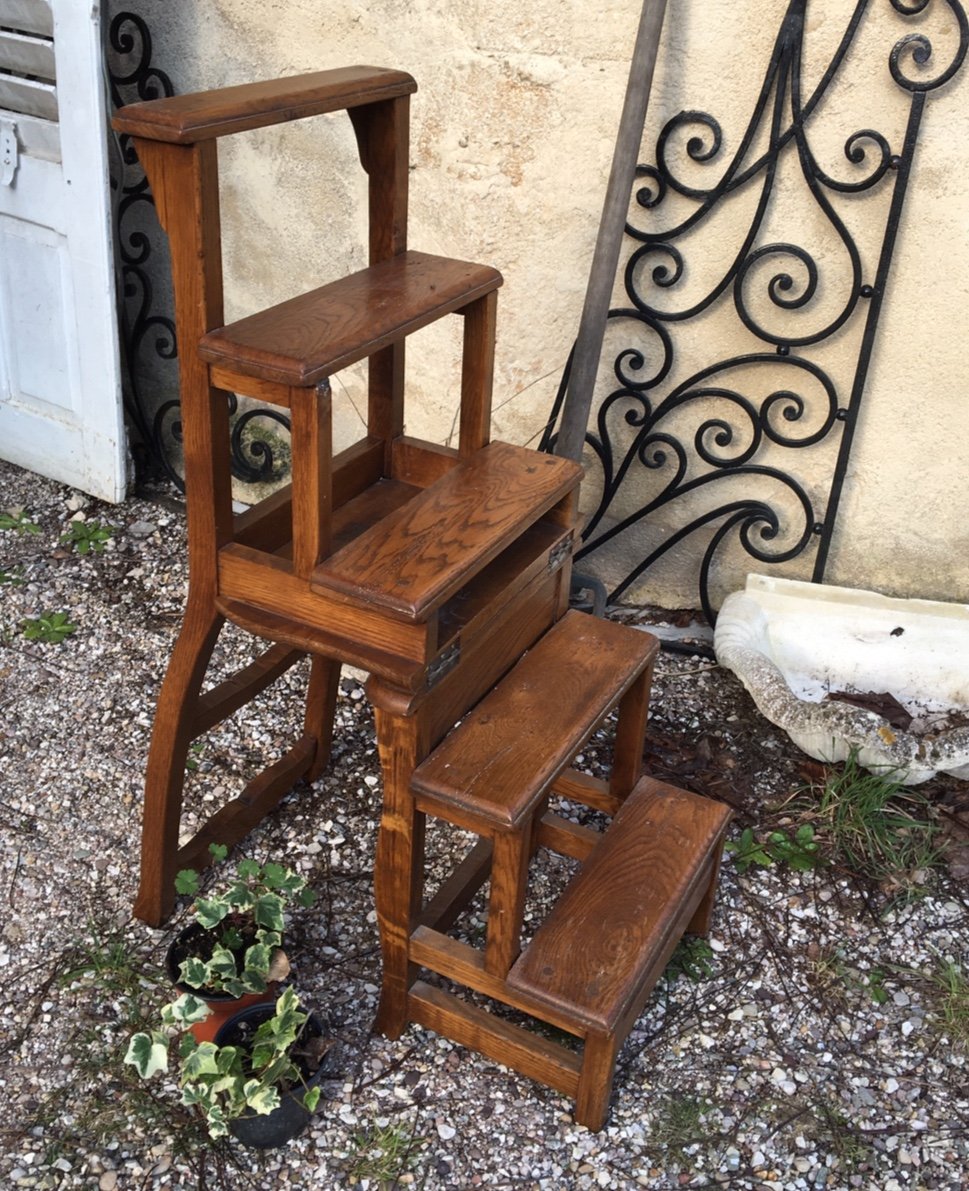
[507,778,730,1032]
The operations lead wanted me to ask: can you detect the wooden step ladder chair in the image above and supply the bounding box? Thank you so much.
[114,66,729,1129]
[113,67,581,926]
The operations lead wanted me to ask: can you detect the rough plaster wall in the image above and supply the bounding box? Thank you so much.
[119,0,969,609]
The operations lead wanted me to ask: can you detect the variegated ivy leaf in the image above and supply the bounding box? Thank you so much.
[178,956,210,988]
[194,896,230,929]
[124,1032,168,1079]
[252,892,285,932]
[236,859,260,880]
[162,993,212,1027]
[207,945,241,979]
[238,970,268,995]
[243,942,272,976]
[203,1104,230,1140]
[216,1045,242,1075]
[243,1080,281,1116]
[179,1083,212,1109]
[181,1041,222,1079]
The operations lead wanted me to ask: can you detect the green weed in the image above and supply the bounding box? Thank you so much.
[61,927,151,1002]
[347,1119,426,1185]
[725,824,821,872]
[22,611,77,644]
[651,1093,706,1150]
[667,936,715,983]
[0,508,40,535]
[765,824,821,871]
[185,741,205,772]
[928,959,969,1048]
[805,1102,872,1171]
[814,753,940,881]
[0,564,25,585]
[867,966,890,1005]
[806,946,890,1006]
[60,519,114,555]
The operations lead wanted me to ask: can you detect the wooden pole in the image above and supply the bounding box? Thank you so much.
[554,0,670,462]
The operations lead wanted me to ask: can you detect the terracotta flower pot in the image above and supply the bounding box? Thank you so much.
[165,923,278,1043]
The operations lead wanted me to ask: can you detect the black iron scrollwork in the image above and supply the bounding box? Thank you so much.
[542,0,968,621]
[106,12,292,490]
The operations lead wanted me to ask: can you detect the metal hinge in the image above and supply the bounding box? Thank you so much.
[1,119,18,187]
[427,640,460,687]
[548,534,574,573]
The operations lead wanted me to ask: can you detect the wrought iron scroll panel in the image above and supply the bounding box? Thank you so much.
[106,11,292,491]
[541,0,968,623]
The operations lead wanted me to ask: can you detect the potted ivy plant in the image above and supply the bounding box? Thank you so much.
[167,844,316,1041]
[126,986,329,1148]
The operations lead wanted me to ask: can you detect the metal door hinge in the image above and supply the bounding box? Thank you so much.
[1,119,18,186]
[427,640,460,687]
[548,534,573,573]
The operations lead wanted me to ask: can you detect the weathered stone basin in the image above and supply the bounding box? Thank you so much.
[714,574,969,784]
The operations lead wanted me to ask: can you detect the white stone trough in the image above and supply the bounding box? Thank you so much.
[714,574,969,784]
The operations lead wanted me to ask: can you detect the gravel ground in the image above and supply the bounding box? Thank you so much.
[1,457,968,1191]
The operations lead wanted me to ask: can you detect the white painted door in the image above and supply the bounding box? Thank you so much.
[0,0,126,502]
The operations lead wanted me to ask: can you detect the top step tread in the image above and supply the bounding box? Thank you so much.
[507,778,731,1031]
[199,250,502,386]
[411,611,659,827]
[311,442,581,622]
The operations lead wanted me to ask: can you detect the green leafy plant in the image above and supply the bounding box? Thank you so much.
[347,1119,426,1185]
[125,986,322,1139]
[928,959,969,1048]
[60,518,114,555]
[724,826,774,871]
[667,936,715,983]
[0,565,25,586]
[171,844,316,998]
[814,753,940,881]
[651,1093,706,1154]
[22,610,77,644]
[725,824,820,872]
[61,925,149,1003]
[866,966,890,1006]
[0,508,40,535]
[765,824,821,871]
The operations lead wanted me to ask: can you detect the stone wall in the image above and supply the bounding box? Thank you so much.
[113,0,969,610]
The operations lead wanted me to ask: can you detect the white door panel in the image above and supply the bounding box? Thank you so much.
[0,0,126,502]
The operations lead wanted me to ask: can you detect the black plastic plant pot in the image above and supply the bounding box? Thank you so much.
[214,1002,326,1150]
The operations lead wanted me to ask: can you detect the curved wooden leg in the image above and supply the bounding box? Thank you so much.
[303,654,341,783]
[133,600,224,926]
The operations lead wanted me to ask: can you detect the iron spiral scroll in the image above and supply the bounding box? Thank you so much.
[106,12,293,491]
[542,0,968,623]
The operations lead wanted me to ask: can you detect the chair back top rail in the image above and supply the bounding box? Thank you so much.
[111,65,416,143]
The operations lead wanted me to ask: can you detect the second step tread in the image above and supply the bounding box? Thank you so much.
[199,250,502,386]
[411,611,659,829]
[507,779,731,1032]
[312,442,581,622]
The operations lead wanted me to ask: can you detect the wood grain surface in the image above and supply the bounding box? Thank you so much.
[312,441,581,620]
[411,610,658,830]
[112,66,416,143]
[508,778,731,1031]
[198,251,502,386]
